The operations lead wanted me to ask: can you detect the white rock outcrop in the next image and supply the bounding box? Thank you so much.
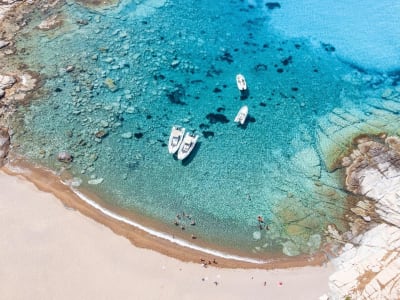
[327,136,400,299]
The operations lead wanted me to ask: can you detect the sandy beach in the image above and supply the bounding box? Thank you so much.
[0,169,333,299]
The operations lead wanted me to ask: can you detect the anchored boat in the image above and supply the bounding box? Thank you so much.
[168,125,185,154]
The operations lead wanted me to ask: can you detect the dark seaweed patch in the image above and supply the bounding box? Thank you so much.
[206,65,223,77]
[217,107,225,113]
[321,43,335,52]
[146,115,152,119]
[199,123,210,130]
[281,56,292,66]
[127,161,140,170]
[55,87,62,92]
[291,87,299,92]
[190,79,203,84]
[265,2,281,9]
[218,51,234,64]
[167,85,186,105]
[206,113,229,124]
[213,87,222,93]
[260,102,266,107]
[255,63,268,71]
[134,132,144,139]
[154,74,165,80]
[202,131,215,138]
[277,68,284,73]
[294,43,301,49]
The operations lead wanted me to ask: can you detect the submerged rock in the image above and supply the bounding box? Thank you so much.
[88,178,104,185]
[121,132,133,139]
[95,130,108,139]
[104,78,118,92]
[37,15,63,31]
[0,127,10,166]
[57,151,73,163]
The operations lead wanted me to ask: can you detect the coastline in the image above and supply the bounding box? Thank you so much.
[2,156,329,269]
[0,167,334,299]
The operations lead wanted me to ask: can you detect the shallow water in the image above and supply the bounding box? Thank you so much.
[10,0,400,257]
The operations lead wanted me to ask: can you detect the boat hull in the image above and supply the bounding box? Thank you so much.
[168,126,185,154]
[177,133,199,160]
[236,74,247,91]
[234,105,248,125]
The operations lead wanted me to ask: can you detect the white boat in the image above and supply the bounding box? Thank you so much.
[236,74,247,91]
[234,105,248,125]
[168,125,185,154]
[177,133,199,160]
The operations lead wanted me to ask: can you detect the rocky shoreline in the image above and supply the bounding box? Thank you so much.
[325,134,400,299]
[1,1,400,299]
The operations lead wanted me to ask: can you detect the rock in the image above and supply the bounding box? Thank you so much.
[282,240,301,256]
[67,177,82,187]
[381,88,393,99]
[326,224,343,242]
[0,40,10,49]
[57,151,73,163]
[99,120,109,128]
[327,135,400,299]
[18,73,37,92]
[88,178,104,185]
[37,15,63,30]
[95,130,108,139]
[66,65,75,73]
[252,231,261,240]
[76,19,89,25]
[0,127,10,166]
[329,224,400,299]
[0,74,16,90]
[0,89,4,98]
[171,59,180,68]
[104,78,118,92]
[121,132,132,139]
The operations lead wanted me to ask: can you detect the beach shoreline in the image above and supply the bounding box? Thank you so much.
[2,155,330,269]
[0,166,334,299]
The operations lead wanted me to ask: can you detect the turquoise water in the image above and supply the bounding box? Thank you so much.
[10,0,400,258]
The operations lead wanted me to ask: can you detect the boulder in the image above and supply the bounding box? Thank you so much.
[57,151,73,163]
[37,15,63,30]
[104,78,118,92]
[0,74,16,90]
[0,40,10,49]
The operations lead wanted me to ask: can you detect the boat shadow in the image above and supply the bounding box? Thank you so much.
[181,141,201,166]
[240,89,250,100]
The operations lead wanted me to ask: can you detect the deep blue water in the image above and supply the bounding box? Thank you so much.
[11,0,400,258]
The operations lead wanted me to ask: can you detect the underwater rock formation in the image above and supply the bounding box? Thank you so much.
[0,127,10,166]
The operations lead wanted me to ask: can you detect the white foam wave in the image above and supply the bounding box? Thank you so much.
[72,189,268,265]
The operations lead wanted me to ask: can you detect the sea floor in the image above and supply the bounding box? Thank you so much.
[8,0,400,258]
